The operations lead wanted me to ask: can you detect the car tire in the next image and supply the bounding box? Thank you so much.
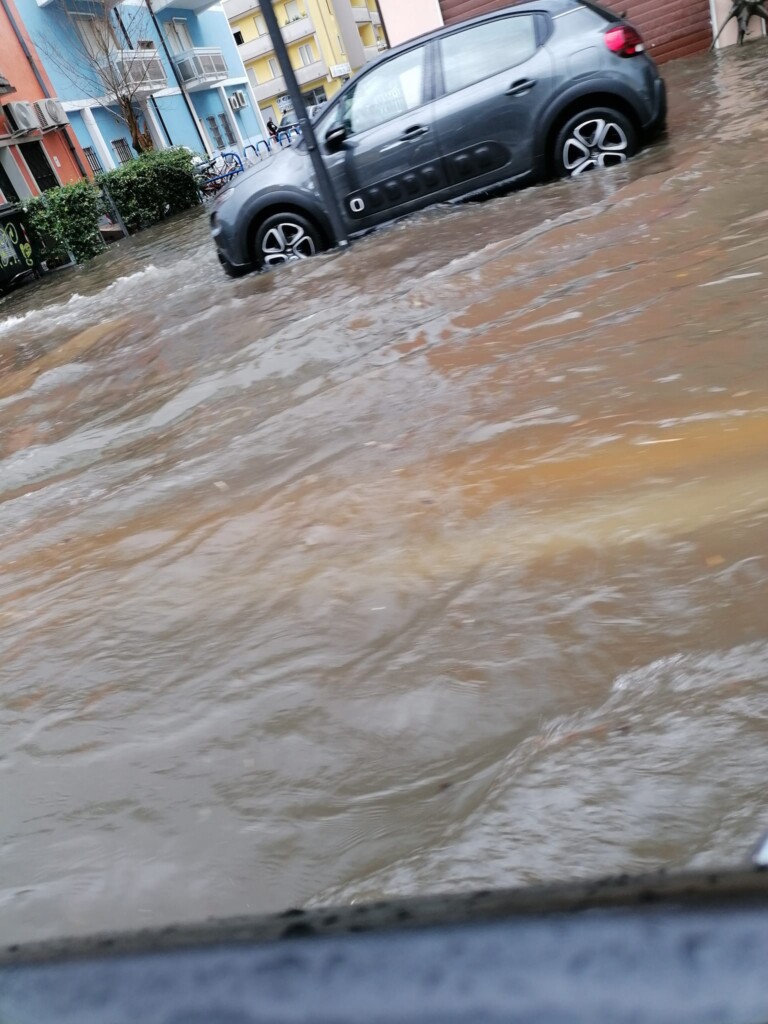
[554,107,637,179]
[252,212,323,271]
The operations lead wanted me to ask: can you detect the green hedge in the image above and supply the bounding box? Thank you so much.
[25,179,106,266]
[24,148,202,267]
[97,147,201,234]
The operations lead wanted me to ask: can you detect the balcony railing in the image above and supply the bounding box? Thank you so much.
[352,5,372,22]
[248,57,327,101]
[281,15,314,43]
[239,33,274,62]
[249,73,286,103]
[371,9,381,25]
[237,15,314,61]
[223,0,261,19]
[173,47,228,91]
[0,73,13,97]
[295,58,328,85]
[107,51,168,94]
[154,0,220,12]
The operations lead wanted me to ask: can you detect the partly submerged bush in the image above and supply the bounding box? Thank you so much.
[25,179,105,266]
[98,147,201,233]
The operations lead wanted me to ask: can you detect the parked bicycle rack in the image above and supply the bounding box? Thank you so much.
[195,151,245,200]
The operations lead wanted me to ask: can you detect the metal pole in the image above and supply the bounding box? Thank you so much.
[258,0,348,249]
[143,0,211,154]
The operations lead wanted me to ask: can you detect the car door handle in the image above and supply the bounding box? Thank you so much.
[506,79,536,96]
[399,125,429,140]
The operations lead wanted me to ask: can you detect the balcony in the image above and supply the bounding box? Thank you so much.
[239,33,274,62]
[238,15,314,61]
[248,58,327,101]
[0,73,14,97]
[223,0,261,19]
[352,5,372,22]
[249,73,286,103]
[295,58,328,85]
[106,51,168,95]
[173,47,228,91]
[153,0,220,12]
[363,44,380,62]
[281,15,314,43]
[370,9,381,25]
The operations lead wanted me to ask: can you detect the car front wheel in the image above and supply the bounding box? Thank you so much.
[554,108,637,178]
[252,212,322,271]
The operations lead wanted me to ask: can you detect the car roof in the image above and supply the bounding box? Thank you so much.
[360,0,589,68]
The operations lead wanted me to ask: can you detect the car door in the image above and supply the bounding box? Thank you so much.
[431,13,556,194]
[320,44,448,230]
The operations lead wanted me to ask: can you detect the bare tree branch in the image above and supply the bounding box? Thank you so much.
[35,0,161,154]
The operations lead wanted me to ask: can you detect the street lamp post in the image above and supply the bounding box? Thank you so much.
[258,0,349,250]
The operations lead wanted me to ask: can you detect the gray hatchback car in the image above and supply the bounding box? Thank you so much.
[211,0,666,275]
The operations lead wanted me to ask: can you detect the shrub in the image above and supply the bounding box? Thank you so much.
[25,180,106,266]
[99,147,201,233]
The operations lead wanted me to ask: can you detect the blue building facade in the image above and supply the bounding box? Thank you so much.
[13,0,265,171]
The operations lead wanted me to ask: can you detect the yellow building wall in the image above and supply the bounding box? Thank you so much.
[231,0,370,121]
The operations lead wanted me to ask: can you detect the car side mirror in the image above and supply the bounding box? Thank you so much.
[324,124,348,153]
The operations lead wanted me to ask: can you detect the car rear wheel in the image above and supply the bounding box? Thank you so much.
[554,108,637,179]
[252,212,322,271]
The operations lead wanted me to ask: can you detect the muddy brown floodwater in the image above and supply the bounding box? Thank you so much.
[2,46,768,946]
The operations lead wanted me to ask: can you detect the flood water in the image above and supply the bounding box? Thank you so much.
[2,46,768,946]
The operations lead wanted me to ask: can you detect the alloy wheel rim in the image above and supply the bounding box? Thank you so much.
[563,118,629,176]
[261,222,316,266]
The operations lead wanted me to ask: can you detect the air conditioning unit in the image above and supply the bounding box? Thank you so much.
[5,101,40,135]
[34,101,52,130]
[229,90,247,111]
[45,98,69,126]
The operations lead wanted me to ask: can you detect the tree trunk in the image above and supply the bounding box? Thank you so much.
[118,97,154,155]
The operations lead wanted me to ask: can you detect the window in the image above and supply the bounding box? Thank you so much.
[233,29,244,45]
[218,113,236,146]
[440,16,538,95]
[112,138,133,164]
[18,141,58,191]
[206,115,225,149]
[82,146,104,173]
[254,13,266,35]
[267,56,279,78]
[343,46,424,135]
[297,42,315,66]
[167,18,194,56]
[73,13,116,58]
[303,85,326,105]
[284,0,301,20]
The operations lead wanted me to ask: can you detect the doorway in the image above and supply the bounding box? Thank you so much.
[0,156,21,204]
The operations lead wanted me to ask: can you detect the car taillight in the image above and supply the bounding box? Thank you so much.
[604,25,645,57]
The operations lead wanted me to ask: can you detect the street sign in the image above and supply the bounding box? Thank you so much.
[330,62,352,77]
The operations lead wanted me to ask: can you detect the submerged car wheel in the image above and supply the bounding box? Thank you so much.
[253,212,322,271]
[554,108,637,178]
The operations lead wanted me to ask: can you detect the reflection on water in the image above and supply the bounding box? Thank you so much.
[1,46,768,944]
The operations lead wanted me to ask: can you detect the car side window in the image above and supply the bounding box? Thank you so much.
[440,16,539,95]
[344,47,426,136]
